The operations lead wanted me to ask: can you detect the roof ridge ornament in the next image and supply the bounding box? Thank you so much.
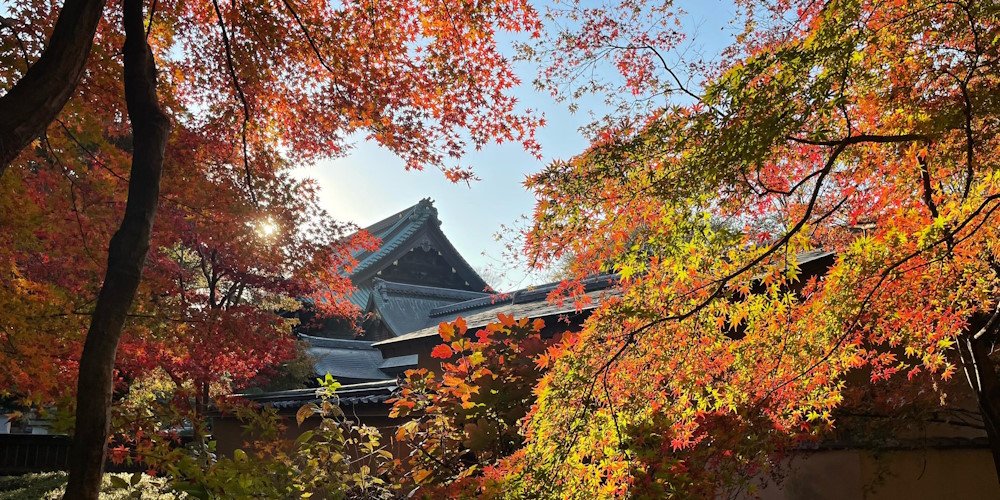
[371,278,390,300]
[418,235,433,252]
[416,197,438,218]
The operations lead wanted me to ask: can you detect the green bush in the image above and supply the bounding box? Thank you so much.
[0,472,67,499]
[0,472,183,499]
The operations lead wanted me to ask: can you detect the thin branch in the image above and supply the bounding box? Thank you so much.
[146,0,158,39]
[756,192,1000,409]
[210,0,257,206]
[958,78,976,200]
[786,133,931,147]
[918,154,939,220]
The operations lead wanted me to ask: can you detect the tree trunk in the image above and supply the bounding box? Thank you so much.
[0,0,107,174]
[958,330,1000,486]
[64,0,169,498]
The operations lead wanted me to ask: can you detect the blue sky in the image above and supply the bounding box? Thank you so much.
[0,0,736,290]
[300,0,739,291]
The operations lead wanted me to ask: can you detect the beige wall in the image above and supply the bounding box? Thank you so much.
[756,449,998,499]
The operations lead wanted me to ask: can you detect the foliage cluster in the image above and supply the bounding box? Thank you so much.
[0,472,181,499]
[389,315,556,497]
[1,0,543,494]
[102,376,393,499]
[510,0,1000,496]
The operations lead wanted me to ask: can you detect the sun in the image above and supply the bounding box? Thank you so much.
[258,218,279,238]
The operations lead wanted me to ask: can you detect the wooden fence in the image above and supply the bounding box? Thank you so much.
[0,434,71,475]
[0,434,144,476]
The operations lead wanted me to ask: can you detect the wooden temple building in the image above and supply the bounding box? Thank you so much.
[213,199,1000,499]
[214,198,616,451]
[291,197,615,386]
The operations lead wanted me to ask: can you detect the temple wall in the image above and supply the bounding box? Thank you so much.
[756,448,998,499]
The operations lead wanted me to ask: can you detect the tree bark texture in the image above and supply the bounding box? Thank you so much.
[0,0,107,174]
[958,326,1000,486]
[64,0,169,498]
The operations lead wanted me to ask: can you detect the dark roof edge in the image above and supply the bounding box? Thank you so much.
[350,223,489,291]
[371,292,608,348]
[231,379,398,402]
[361,198,434,237]
[428,274,619,318]
[800,436,990,451]
[299,334,376,350]
[371,278,490,301]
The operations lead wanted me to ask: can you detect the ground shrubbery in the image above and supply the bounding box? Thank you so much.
[0,472,182,499]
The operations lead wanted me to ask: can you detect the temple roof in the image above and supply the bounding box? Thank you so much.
[302,335,390,383]
[373,274,619,347]
[370,249,836,347]
[366,279,490,337]
[342,198,489,310]
[234,380,398,409]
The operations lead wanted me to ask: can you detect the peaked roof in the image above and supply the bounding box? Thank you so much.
[343,198,488,309]
[373,274,620,347]
[367,279,490,336]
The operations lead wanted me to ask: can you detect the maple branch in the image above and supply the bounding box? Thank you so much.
[67,172,100,265]
[220,279,244,309]
[210,0,257,207]
[757,166,824,197]
[918,154,939,220]
[55,118,215,220]
[608,43,713,114]
[38,130,100,265]
[603,356,627,457]
[657,138,845,323]
[756,193,1000,409]
[972,300,1000,342]
[279,0,335,75]
[277,0,383,141]
[177,247,188,310]
[0,17,31,70]
[785,133,931,147]
[555,321,663,468]
[958,77,976,200]
[146,0,158,39]
[0,0,108,173]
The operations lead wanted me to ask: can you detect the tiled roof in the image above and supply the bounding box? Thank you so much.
[373,275,619,347]
[379,355,419,371]
[429,274,618,318]
[369,249,835,348]
[301,335,390,382]
[369,279,489,336]
[792,249,836,268]
[340,198,488,309]
[351,199,439,276]
[233,380,398,409]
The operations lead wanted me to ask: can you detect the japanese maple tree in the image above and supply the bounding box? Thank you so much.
[514,0,1000,496]
[390,315,555,496]
[0,0,541,497]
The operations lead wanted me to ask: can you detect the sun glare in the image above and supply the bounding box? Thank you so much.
[258,218,279,238]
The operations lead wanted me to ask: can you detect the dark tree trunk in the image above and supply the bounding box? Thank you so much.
[64,0,169,498]
[0,0,107,174]
[958,327,1000,486]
